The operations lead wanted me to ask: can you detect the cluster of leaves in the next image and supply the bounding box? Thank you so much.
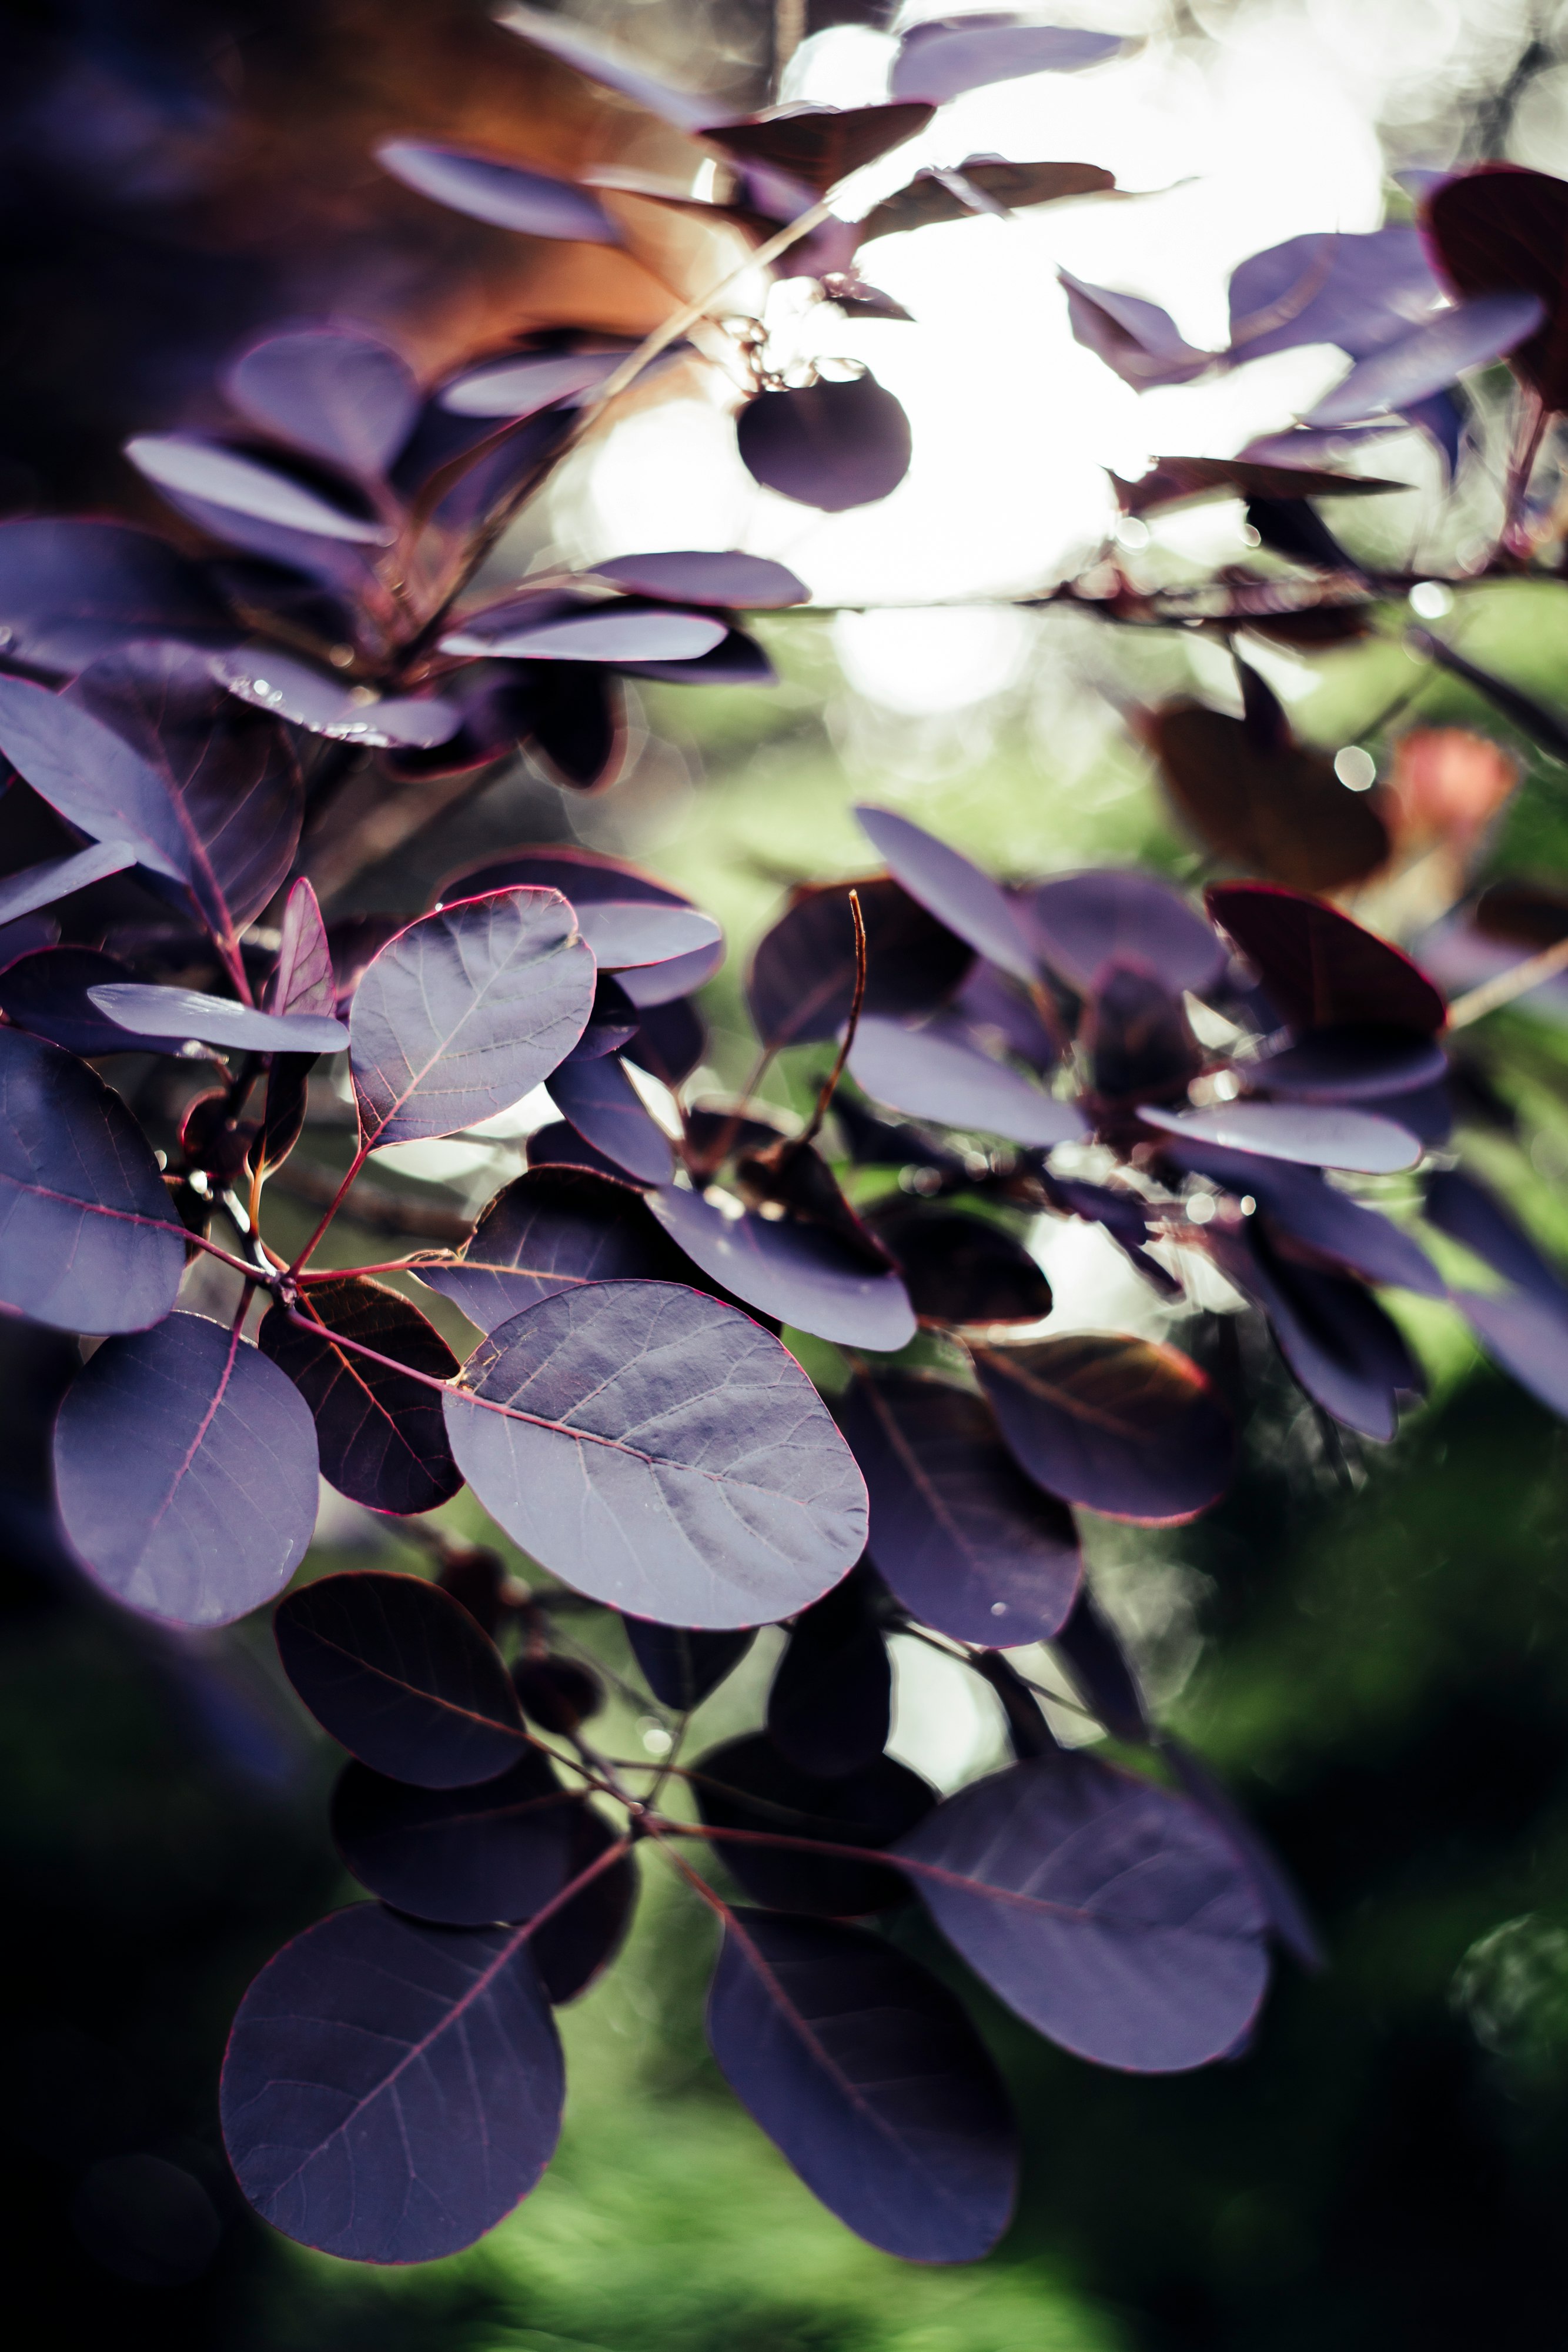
[9,0,1568,2281]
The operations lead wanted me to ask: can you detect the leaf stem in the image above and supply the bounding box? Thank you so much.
[289,1141,369,1275]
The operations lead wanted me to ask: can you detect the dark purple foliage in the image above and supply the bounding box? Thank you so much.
[737,375,912,512]
[696,1732,935,1913]
[838,1375,1081,1645]
[1305,290,1543,426]
[849,1015,1087,1146]
[0,517,230,672]
[422,1166,687,1334]
[646,1181,916,1348]
[896,1751,1271,2070]
[892,14,1121,103]
[547,1053,674,1183]
[768,1568,891,1778]
[1164,1740,1323,1972]
[1228,228,1443,366]
[974,1332,1235,1525]
[1059,269,1214,389]
[1205,883,1448,1035]
[378,139,623,243]
[443,1281,868,1628]
[1142,1100,1422,1175]
[748,877,974,1047]
[1162,1138,1444,1297]
[0,1027,186,1332]
[54,1311,319,1626]
[1205,1223,1421,1440]
[1248,1027,1449,1101]
[1424,1167,1568,1299]
[0,840,135,926]
[865,1201,1052,1325]
[89,982,346,1055]
[1025,868,1228,998]
[226,325,420,475]
[856,803,1039,984]
[706,1911,1017,2261]
[627,1619,755,1710]
[593,550,807,608]
[259,1281,462,1516]
[273,1571,529,1788]
[220,1903,564,2263]
[1052,1588,1151,1745]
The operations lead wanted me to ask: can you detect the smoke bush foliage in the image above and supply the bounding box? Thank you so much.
[8,0,1568,2272]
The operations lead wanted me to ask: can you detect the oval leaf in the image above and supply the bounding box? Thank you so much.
[768,1568,890,1779]
[695,1732,935,1914]
[1204,1224,1419,1439]
[1025,868,1227,998]
[422,1165,688,1334]
[1305,289,1543,425]
[570,901,721,971]
[1161,1137,1443,1296]
[896,1751,1270,2071]
[647,1184,917,1351]
[0,1027,186,1334]
[1205,881,1447,1035]
[707,1911,1017,2264]
[867,1202,1051,1326]
[443,600,725,663]
[350,890,595,1147]
[54,1312,319,1626]
[1151,706,1390,893]
[891,16,1121,103]
[748,877,974,1048]
[736,376,911,512]
[220,1903,563,2262]
[274,1570,529,1787]
[974,1333,1235,1525]
[1140,1100,1421,1174]
[626,1618,754,1710]
[849,1016,1086,1147]
[126,434,393,544]
[89,983,347,1055]
[226,326,420,476]
[0,840,137,927]
[547,1054,674,1184]
[837,1375,1081,1645]
[272,877,336,1018]
[259,1281,462,1516]
[854,805,1039,984]
[1248,1025,1448,1101]
[212,646,461,748]
[377,138,623,243]
[0,673,189,883]
[593,550,807,607]
[444,1280,868,1629]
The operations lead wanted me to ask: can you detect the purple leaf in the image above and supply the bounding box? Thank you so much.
[439,348,628,418]
[1204,1223,1419,1439]
[54,1312,318,1626]
[593,550,807,608]
[0,517,232,672]
[220,1903,563,2261]
[273,1569,529,1786]
[748,877,974,1048]
[768,1566,890,1779]
[974,1332,1235,1524]
[548,1054,674,1184]
[1159,1138,1443,1297]
[706,106,934,198]
[272,878,336,1018]
[527,1119,641,1182]
[896,1750,1269,2070]
[1084,963,1201,1107]
[1052,1587,1150,1743]
[259,1281,462,1516]
[1024,869,1227,997]
[1205,882,1447,1036]
[1042,1172,1176,1295]
[737,375,912,512]
[954,956,1061,1067]
[0,947,190,1058]
[443,1280,868,1629]
[854,804,1039,984]
[891,15,1122,103]
[422,1166,687,1334]
[0,840,137,926]
[849,1015,1087,1147]
[565,973,641,1061]
[630,994,706,1088]
[1228,227,1443,364]
[332,1748,566,1923]
[1424,1167,1568,1301]
[627,1618,754,1709]
[695,1732,934,1913]
[837,1374,1081,1645]
[1305,290,1543,426]
[89,983,347,1055]
[377,138,622,243]
[1118,454,1406,516]
[0,1027,186,1332]
[443,597,726,663]
[1451,1287,1568,1418]
[351,890,596,1147]
[212,646,461,748]
[865,1201,1052,1325]
[1140,1100,1421,1174]
[569,901,721,972]
[225,326,420,476]
[646,1184,916,1349]
[707,1911,1017,2263]
[66,641,305,943]
[860,158,1115,242]
[613,623,777,688]
[0,673,190,883]
[1247,1025,1448,1101]
[126,434,394,544]
[499,1,717,132]
[1058,270,1213,390]
[440,844,720,1005]
[1164,1739,1322,1971]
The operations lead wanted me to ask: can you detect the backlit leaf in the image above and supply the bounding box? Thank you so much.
[974,1332,1235,1524]
[259,1281,462,1516]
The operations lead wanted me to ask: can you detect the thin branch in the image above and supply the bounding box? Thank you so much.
[1446,931,1568,1027]
[792,886,865,1155]
[289,1142,369,1275]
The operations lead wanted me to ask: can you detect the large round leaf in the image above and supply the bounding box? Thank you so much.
[444,1281,867,1629]
[706,1911,1017,2263]
[1205,881,1446,1035]
[54,1312,318,1626]
[350,889,595,1147]
[973,1333,1236,1525]
[220,1903,563,2262]
[736,376,911,513]
[895,1751,1270,2071]
[0,1028,185,1334]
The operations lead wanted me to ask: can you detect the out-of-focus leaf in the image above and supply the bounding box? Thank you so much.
[1024,868,1226,997]
[444,1281,868,1629]
[848,1015,1087,1147]
[861,158,1114,240]
[892,15,1122,103]
[1164,1739,1323,1971]
[226,326,420,476]
[737,375,911,512]
[626,1618,754,1710]
[707,1910,1017,2263]
[1115,456,1406,515]
[499,1,718,132]
[89,983,346,1055]
[1149,704,1390,891]
[0,518,232,671]
[1205,881,1447,1034]
[1407,629,1568,767]
[767,1567,890,1778]
[0,673,189,884]
[974,1332,1235,1524]
[126,434,394,543]
[1059,270,1213,389]
[1425,1167,1568,1301]
[1141,1100,1422,1175]
[0,840,136,927]
[706,105,933,197]
[1229,226,1443,365]
[646,1183,915,1350]
[1305,290,1543,426]
[442,596,726,664]
[54,1312,318,1626]
[592,550,807,607]
[854,804,1039,984]
[1052,1587,1150,1743]
[895,1750,1270,2070]
[1160,1137,1444,1296]
[377,139,623,243]
[1425,164,1568,410]
[748,876,974,1047]
[865,1202,1051,1325]
[1205,1222,1420,1439]
[212,646,460,748]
